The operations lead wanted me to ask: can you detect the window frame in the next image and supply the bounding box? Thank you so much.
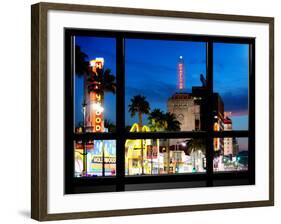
[64,28,255,194]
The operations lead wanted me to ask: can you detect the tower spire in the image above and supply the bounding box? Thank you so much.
[177,56,185,90]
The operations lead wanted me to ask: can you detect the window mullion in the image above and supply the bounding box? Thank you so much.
[248,42,256,184]
[206,40,214,187]
[116,35,126,191]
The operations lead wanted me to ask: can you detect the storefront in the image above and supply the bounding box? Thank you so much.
[74,140,116,177]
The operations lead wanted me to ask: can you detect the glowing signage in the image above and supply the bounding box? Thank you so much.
[90,93,103,132]
[89,58,104,71]
[92,157,116,164]
[87,57,105,132]
[177,56,185,90]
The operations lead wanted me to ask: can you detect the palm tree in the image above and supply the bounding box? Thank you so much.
[128,95,150,174]
[148,110,181,132]
[128,95,150,128]
[187,139,206,154]
[187,138,206,171]
[75,45,89,176]
[148,109,166,174]
[148,110,181,174]
[75,45,89,76]
[163,112,181,173]
[164,112,181,131]
[148,109,167,131]
[87,68,116,95]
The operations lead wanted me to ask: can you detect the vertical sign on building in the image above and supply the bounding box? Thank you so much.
[177,56,185,90]
[86,58,105,133]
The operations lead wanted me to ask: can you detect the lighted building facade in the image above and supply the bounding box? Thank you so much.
[124,123,206,175]
[74,140,116,177]
[125,124,163,175]
[213,93,225,153]
[167,93,201,132]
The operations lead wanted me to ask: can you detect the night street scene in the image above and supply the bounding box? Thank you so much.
[72,36,249,177]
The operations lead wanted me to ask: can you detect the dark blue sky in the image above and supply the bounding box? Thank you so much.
[213,43,249,130]
[125,39,206,126]
[74,36,249,131]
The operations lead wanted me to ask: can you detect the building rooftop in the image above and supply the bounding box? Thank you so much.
[168,92,193,100]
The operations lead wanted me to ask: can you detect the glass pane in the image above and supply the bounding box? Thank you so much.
[125,138,206,176]
[74,36,116,133]
[213,137,248,172]
[74,140,116,177]
[125,39,207,132]
[213,43,249,130]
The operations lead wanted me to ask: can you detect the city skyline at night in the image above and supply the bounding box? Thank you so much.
[75,36,249,132]
[72,34,250,179]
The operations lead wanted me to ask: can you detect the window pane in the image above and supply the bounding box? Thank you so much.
[74,36,116,133]
[74,140,116,177]
[125,39,207,132]
[213,43,249,131]
[213,137,248,172]
[125,138,206,175]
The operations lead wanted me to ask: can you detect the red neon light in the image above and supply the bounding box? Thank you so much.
[177,59,185,90]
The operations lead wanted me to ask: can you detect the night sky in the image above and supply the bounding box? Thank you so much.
[75,36,249,150]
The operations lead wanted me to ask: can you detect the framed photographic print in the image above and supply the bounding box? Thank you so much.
[31,2,274,221]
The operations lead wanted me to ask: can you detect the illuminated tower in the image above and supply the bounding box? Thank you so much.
[84,57,105,133]
[177,56,185,90]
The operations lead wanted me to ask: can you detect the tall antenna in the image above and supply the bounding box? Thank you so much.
[177,56,185,90]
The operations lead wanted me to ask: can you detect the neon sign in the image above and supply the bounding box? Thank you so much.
[177,56,185,90]
[87,57,105,132]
